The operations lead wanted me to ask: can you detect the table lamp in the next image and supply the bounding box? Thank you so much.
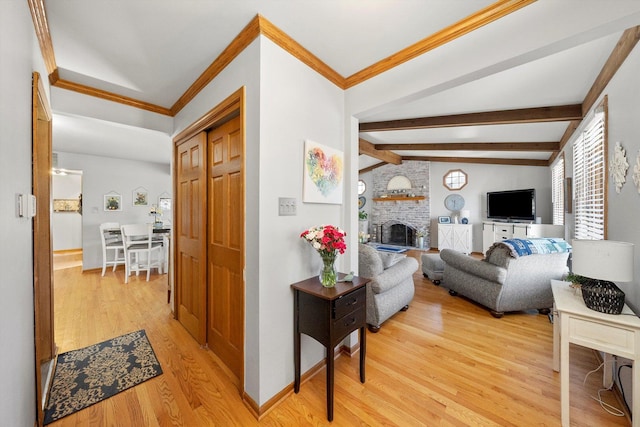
[571,239,634,314]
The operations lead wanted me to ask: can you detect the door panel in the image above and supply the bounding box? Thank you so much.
[207,116,244,383]
[32,72,55,427]
[175,133,207,344]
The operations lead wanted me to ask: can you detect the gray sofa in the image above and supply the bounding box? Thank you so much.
[358,244,418,332]
[440,243,570,318]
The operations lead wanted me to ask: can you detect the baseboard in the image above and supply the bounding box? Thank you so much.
[53,248,82,254]
[246,344,360,420]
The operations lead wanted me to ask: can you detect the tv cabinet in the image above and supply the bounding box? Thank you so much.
[482,221,565,253]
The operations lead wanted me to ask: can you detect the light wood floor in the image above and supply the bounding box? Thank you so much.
[49,250,630,426]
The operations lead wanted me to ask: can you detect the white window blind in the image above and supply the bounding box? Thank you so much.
[573,110,606,240]
[552,155,564,226]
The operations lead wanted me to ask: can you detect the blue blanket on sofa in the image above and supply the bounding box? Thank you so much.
[490,238,572,258]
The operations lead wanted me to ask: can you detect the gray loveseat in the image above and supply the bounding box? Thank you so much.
[358,244,418,332]
[440,242,570,318]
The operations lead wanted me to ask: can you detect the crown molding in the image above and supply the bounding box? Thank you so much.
[344,0,535,88]
[28,1,529,117]
[53,78,173,116]
[27,0,56,75]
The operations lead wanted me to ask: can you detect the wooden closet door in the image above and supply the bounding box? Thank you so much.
[207,115,244,384]
[175,132,207,344]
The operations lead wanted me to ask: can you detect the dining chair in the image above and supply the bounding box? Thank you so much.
[99,222,126,276]
[120,224,164,283]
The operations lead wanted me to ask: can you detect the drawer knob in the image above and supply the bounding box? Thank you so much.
[344,317,356,326]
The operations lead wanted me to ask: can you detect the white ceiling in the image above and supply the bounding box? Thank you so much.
[41,1,640,167]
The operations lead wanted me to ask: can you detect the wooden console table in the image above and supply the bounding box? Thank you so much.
[291,274,369,421]
[551,279,640,426]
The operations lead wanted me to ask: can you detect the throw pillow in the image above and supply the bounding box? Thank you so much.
[378,252,406,269]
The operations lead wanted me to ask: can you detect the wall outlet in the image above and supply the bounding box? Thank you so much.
[278,197,297,216]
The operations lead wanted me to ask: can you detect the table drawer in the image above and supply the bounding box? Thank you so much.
[494,230,512,241]
[569,316,636,356]
[333,307,365,338]
[333,287,365,319]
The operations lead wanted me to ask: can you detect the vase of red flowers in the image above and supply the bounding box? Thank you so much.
[300,224,347,287]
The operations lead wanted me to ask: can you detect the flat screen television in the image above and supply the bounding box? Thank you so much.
[486,188,536,221]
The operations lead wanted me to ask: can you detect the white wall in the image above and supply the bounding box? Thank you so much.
[555,42,640,412]
[52,173,82,250]
[258,37,345,404]
[429,162,551,253]
[54,152,171,270]
[0,2,41,425]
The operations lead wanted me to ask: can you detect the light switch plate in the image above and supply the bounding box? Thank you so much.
[17,193,36,218]
[278,197,297,216]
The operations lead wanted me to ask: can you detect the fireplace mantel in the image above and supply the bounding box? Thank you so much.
[373,196,426,202]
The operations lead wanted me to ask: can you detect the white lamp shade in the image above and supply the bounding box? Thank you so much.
[571,239,634,282]
[460,210,471,219]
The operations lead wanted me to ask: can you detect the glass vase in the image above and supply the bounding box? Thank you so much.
[319,252,338,288]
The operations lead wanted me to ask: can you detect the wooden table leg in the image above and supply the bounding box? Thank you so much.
[360,326,366,383]
[633,359,639,427]
[327,348,334,421]
[294,292,301,393]
[560,313,570,426]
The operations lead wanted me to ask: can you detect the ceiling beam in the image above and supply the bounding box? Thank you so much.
[401,156,548,167]
[553,27,639,163]
[359,162,387,174]
[345,0,536,88]
[359,138,402,165]
[375,142,559,152]
[582,26,640,116]
[359,104,583,132]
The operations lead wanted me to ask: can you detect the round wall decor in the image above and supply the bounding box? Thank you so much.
[444,194,465,211]
[358,196,366,209]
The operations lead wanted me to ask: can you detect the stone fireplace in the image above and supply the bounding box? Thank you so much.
[380,221,417,247]
[369,161,431,248]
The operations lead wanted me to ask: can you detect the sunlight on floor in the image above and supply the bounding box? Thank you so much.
[53,250,82,270]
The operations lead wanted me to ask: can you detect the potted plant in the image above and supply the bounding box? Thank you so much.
[564,272,590,289]
[358,211,368,235]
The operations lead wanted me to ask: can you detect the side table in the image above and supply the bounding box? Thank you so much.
[291,274,370,421]
[551,279,640,426]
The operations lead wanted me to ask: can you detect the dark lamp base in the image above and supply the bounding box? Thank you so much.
[581,280,625,315]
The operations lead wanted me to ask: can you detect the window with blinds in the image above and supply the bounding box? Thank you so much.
[573,106,606,240]
[551,154,564,226]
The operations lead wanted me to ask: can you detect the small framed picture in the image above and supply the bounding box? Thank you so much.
[133,187,148,206]
[104,194,122,211]
[159,197,172,211]
[438,216,451,224]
